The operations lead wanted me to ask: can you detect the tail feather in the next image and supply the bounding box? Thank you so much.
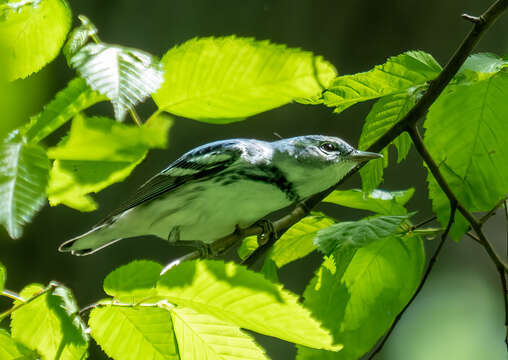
[59,225,123,256]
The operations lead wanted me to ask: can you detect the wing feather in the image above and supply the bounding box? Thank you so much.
[96,140,242,224]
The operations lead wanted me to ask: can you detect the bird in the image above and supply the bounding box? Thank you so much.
[58,135,381,256]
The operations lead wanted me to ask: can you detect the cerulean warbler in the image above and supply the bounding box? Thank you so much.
[59,135,381,255]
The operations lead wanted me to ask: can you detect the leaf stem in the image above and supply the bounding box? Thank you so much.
[1,289,25,302]
[0,283,57,321]
[412,216,437,230]
[128,108,143,126]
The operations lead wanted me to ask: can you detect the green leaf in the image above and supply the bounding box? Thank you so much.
[23,78,107,144]
[323,188,414,215]
[153,36,337,123]
[297,235,425,360]
[358,88,422,192]
[456,53,508,81]
[70,42,164,121]
[11,283,88,360]
[171,306,268,360]
[358,157,384,196]
[104,260,162,301]
[0,262,5,291]
[323,51,441,113]
[89,305,179,360]
[46,114,172,211]
[426,173,469,240]
[157,260,341,351]
[260,255,279,283]
[0,133,50,239]
[237,236,259,261]
[424,68,508,239]
[0,329,37,360]
[315,215,411,255]
[0,0,72,81]
[270,214,335,268]
[63,15,98,63]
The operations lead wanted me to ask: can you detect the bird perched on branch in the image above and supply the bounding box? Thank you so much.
[59,135,381,256]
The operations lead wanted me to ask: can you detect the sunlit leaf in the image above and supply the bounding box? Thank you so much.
[104,260,162,301]
[70,42,164,121]
[46,114,172,211]
[358,88,422,192]
[171,306,268,360]
[24,78,107,144]
[270,214,335,268]
[424,64,508,239]
[157,260,341,351]
[0,132,50,239]
[297,235,425,360]
[455,52,508,82]
[153,36,337,123]
[323,188,414,215]
[323,51,440,113]
[89,305,178,360]
[11,283,88,359]
[0,0,72,80]
[0,329,37,360]
[315,214,411,255]
[237,236,259,261]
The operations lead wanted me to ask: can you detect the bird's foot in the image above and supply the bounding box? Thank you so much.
[255,219,277,246]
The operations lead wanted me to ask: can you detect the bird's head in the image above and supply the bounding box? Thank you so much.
[272,135,382,197]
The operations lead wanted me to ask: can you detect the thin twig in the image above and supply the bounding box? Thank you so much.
[412,216,438,230]
[368,203,457,359]
[479,197,506,224]
[1,289,25,302]
[0,283,58,321]
[466,231,482,244]
[129,108,143,126]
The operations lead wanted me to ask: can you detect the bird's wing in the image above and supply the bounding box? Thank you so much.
[96,140,243,224]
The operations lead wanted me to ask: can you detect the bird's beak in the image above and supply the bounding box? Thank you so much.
[348,150,383,162]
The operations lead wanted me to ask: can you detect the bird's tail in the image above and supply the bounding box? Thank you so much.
[58,225,124,256]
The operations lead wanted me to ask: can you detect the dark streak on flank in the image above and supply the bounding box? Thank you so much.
[217,164,299,202]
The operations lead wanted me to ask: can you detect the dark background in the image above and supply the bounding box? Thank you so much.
[1,1,507,359]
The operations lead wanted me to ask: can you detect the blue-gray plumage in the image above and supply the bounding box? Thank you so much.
[59,135,381,255]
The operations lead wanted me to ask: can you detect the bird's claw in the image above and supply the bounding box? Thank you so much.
[256,219,277,245]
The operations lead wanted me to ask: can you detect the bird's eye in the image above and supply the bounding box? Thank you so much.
[320,142,339,152]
